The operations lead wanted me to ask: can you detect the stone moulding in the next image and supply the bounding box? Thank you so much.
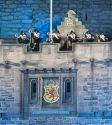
[77,112,112,118]
[20,68,78,74]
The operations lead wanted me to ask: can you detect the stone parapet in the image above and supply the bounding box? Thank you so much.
[0,42,111,64]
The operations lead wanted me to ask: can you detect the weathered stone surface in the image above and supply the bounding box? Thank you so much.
[0,0,111,124]
[22,20,32,24]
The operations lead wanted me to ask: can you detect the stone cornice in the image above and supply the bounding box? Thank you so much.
[20,68,78,74]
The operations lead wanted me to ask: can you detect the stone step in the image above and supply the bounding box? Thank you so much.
[64,17,79,22]
[74,18,78,22]
[61,22,65,26]
[58,27,75,33]
[75,25,86,29]
[75,21,82,25]
[57,26,65,32]
[75,28,88,32]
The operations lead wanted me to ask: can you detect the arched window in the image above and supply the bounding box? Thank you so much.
[63,79,72,103]
[65,79,71,99]
[0,113,5,118]
[0,113,2,118]
[29,79,38,103]
[31,79,37,99]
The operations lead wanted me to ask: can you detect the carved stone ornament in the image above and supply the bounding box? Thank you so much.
[43,79,59,103]
[65,18,74,26]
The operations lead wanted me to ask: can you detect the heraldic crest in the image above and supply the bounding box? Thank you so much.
[43,79,59,103]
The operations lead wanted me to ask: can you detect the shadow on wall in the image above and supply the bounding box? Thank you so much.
[38,20,62,43]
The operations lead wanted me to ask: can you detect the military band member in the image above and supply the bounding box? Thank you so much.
[67,31,78,50]
[99,32,105,42]
[68,31,78,43]
[19,31,29,44]
[85,31,94,42]
[32,29,42,51]
[53,30,61,43]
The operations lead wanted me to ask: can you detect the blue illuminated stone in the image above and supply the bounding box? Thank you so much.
[15,24,23,28]
[32,111,70,114]
[22,20,32,23]
[6,1,13,4]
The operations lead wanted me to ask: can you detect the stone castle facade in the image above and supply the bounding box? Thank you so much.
[0,0,112,125]
[0,43,112,125]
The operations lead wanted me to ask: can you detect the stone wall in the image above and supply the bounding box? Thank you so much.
[1,117,112,125]
[0,43,112,124]
[0,0,112,42]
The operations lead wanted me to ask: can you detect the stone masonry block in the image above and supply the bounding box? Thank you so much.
[104,112,112,118]
[95,112,103,117]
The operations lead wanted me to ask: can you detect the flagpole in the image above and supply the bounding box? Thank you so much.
[50,0,53,43]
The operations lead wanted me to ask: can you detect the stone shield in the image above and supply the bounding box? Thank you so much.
[43,85,59,103]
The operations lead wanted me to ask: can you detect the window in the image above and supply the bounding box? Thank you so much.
[29,79,38,103]
[0,113,2,118]
[65,79,71,100]
[0,113,5,118]
[63,78,72,103]
[31,80,36,100]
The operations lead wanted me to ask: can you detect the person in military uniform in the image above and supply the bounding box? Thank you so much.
[85,31,94,42]
[68,31,78,42]
[32,29,42,51]
[99,32,106,42]
[96,32,108,42]
[53,30,61,43]
[19,31,29,44]
[67,31,78,50]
